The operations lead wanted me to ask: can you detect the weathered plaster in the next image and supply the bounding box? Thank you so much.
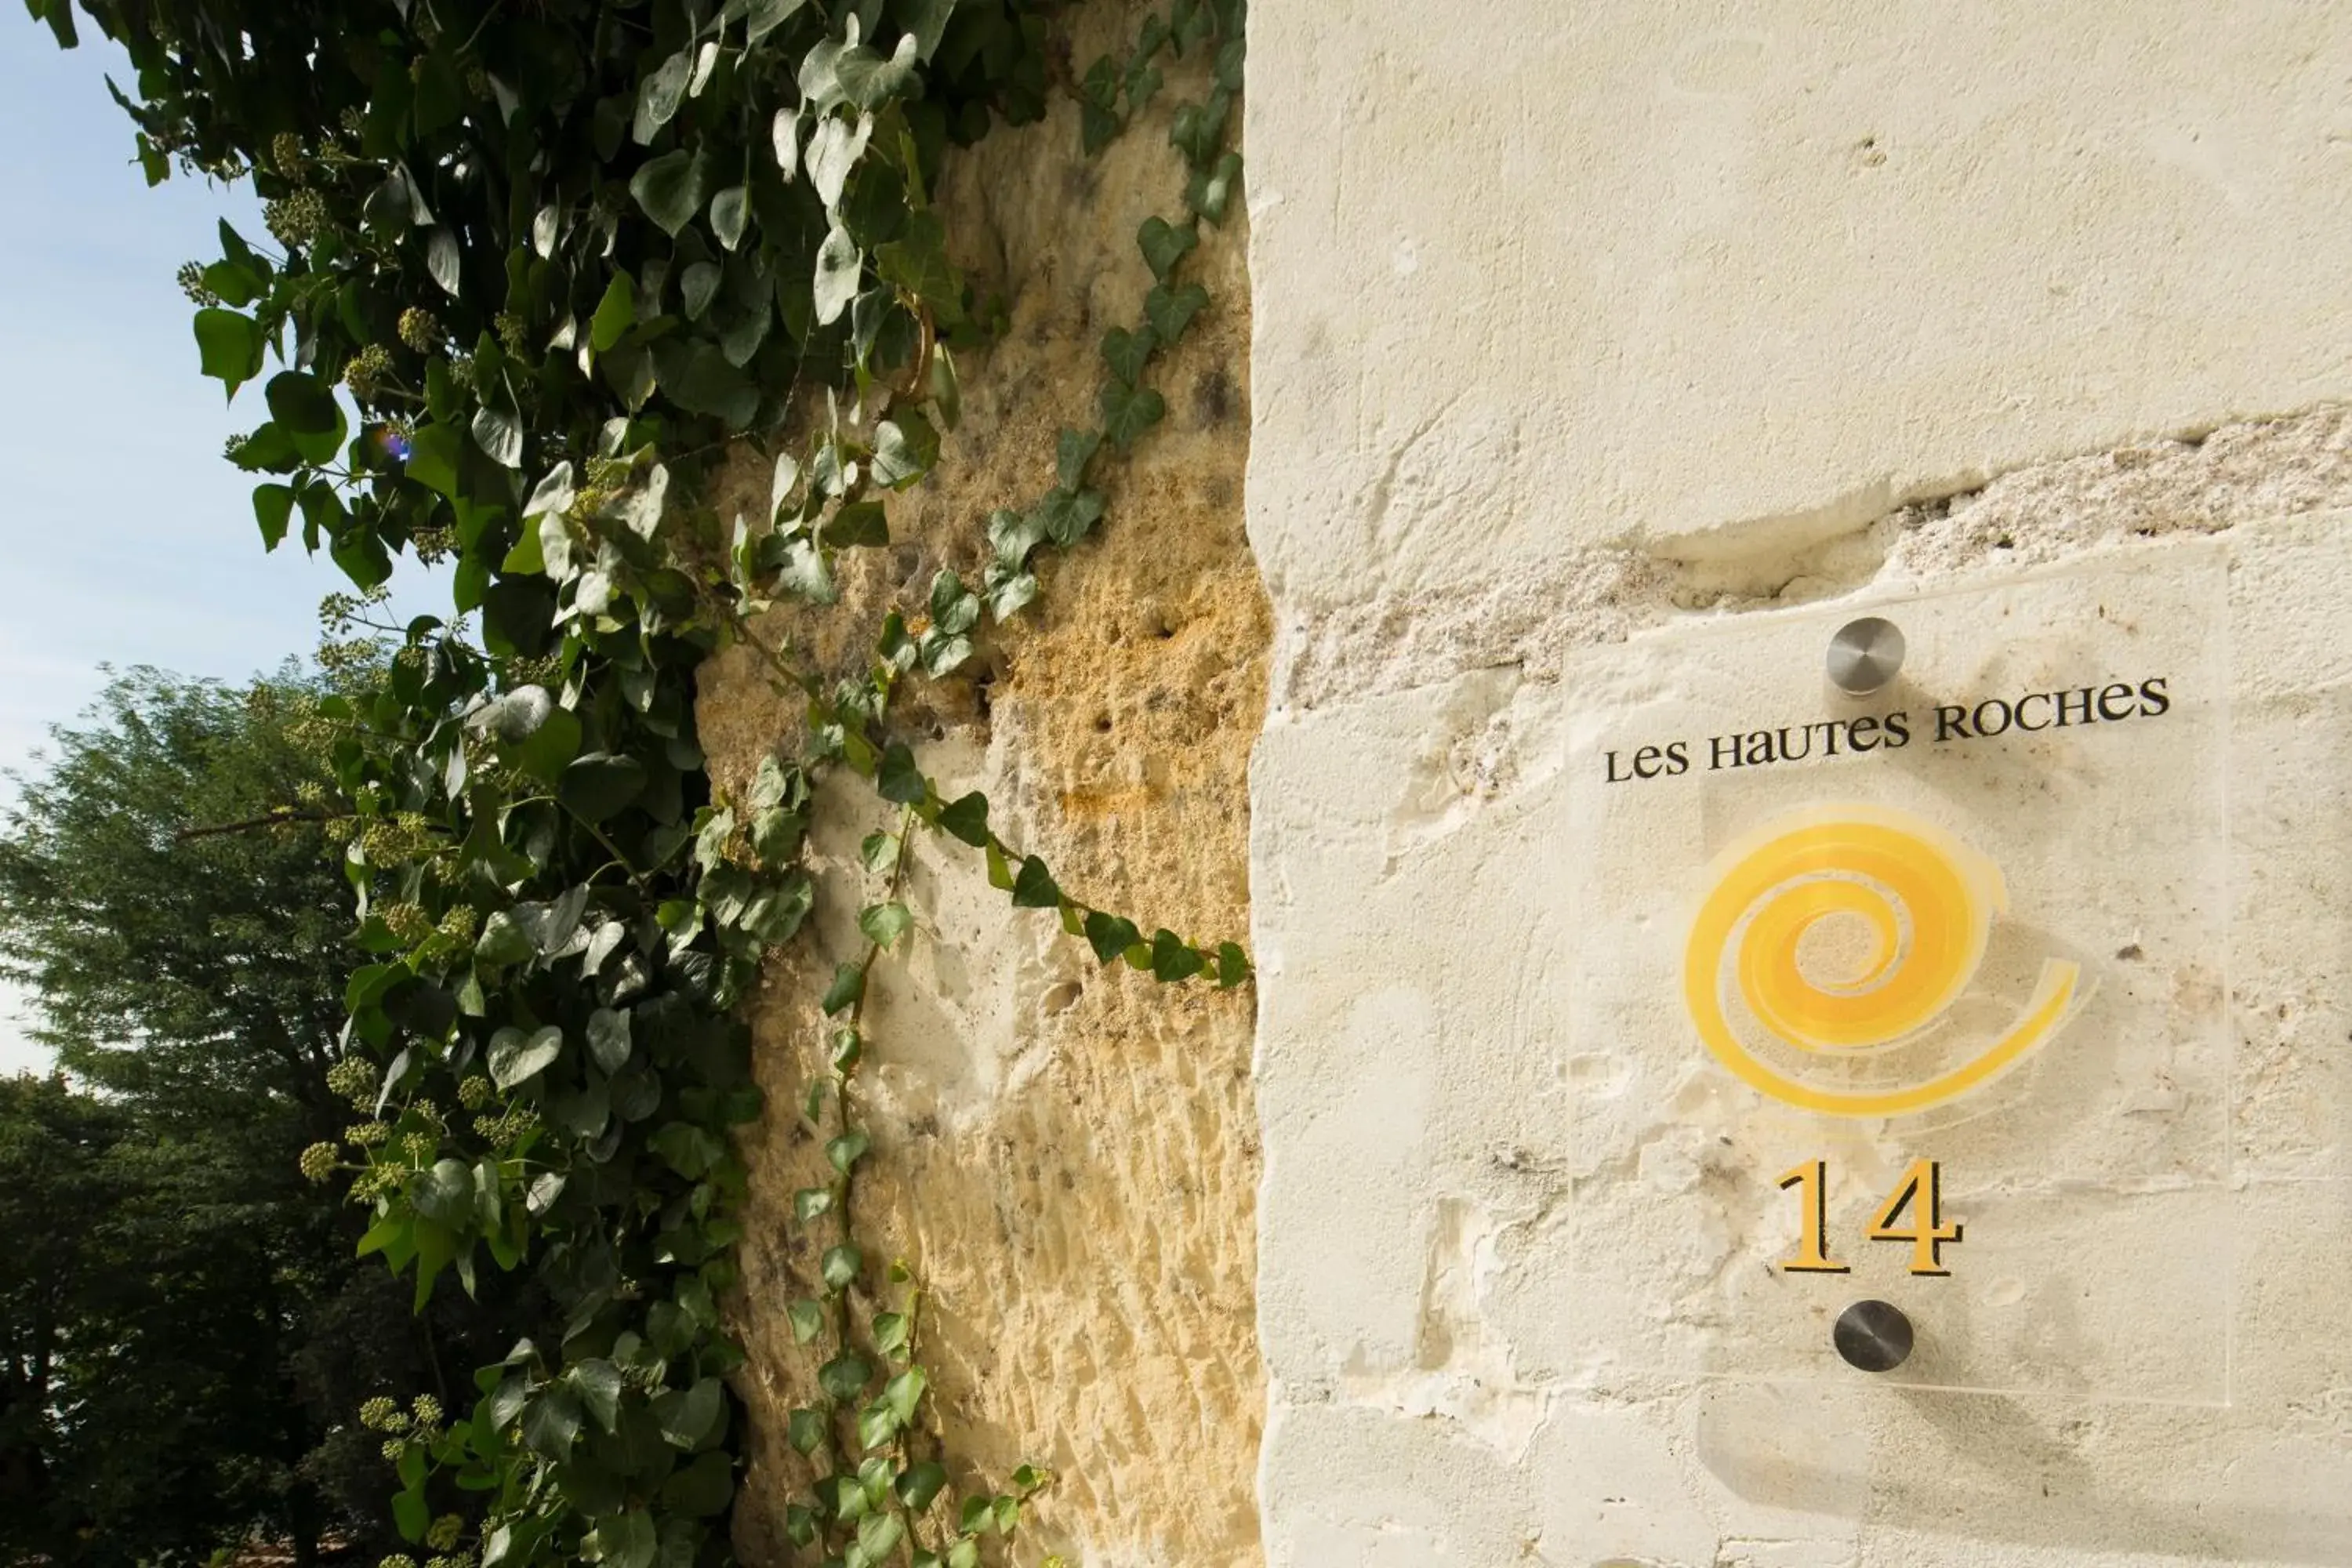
[1249,3,2352,1564]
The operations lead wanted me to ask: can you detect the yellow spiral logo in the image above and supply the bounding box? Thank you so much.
[1682,806,2083,1117]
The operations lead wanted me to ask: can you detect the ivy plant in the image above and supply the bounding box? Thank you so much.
[26,0,1247,1563]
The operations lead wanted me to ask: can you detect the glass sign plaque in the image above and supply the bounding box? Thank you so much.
[1483,547,2232,1403]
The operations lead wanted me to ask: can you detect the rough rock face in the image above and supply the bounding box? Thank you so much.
[692,7,1268,1563]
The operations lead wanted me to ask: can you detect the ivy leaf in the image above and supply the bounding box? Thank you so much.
[590,270,637,353]
[901,0,958,58]
[586,1007,633,1073]
[426,227,463,296]
[252,483,295,550]
[264,370,339,439]
[818,1352,869,1401]
[633,49,692,143]
[227,424,299,474]
[411,1158,471,1225]
[1216,941,1250,986]
[814,224,862,326]
[799,32,849,111]
[984,567,1037,622]
[524,461,576,518]
[786,1300,825,1345]
[858,902,913,949]
[1036,488,1105,549]
[870,414,938,488]
[1083,911,1142,964]
[1171,91,1232,167]
[822,1244,864,1294]
[593,1511,656,1568]
[875,742,927,805]
[746,0,809,44]
[571,1359,624,1432]
[1010,856,1062,910]
[1125,61,1164,117]
[821,960,867,1015]
[771,107,801,180]
[1055,427,1102,489]
[472,404,525,467]
[200,256,261,307]
[826,1131,870,1174]
[630,150,707,238]
[1145,281,1210,345]
[1099,382,1165,453]
[1187,149,1243,225]
[681,260,722,321]
[403,423,462,498]
[896,1461,948,1511]
[662,1450,734,1517]
[474,910,533,968]
[1216,34,1247,90]
[1150,929,1207,982]
[471,683,551,742]
[510,703,581,781]
[874,209,960,319]
[882,1367,926,1423]
[987,506,1046,572]
[1137,216,1199,282]
[329,517,390,591]
[521,1385,584,1461]
[652,1378,725,1450]
[652,340,758,426]
[806,111,874,210]
[923,633,975,678]
[1080,54,1119,110]
[1100,325,1156,386]
[822,500,888,548]
[561,753,646,820]
[1080,98,1120,154]
[855,1510,904,1564]
[775,535,837,604]
[648,1123,724,1178]
[710,184,750,251]
[488,1024,564,1089]
[928,568,981,634]
[938,792,989,848]
[836,33,918,110]
[786,1407,826,1455]
[794,1187,833,1222]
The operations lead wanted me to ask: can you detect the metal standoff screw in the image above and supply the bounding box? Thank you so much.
[1826,616,1905,697]
[1834,1299,1914,1372]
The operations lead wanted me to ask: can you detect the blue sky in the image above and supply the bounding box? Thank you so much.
[0,20,444,1070]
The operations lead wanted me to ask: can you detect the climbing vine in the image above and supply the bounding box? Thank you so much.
[27,0,1245,1565]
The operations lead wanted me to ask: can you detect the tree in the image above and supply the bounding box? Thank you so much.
[0,668,535,1566]
[0,668,349,1123]
[0,1073,130,1561]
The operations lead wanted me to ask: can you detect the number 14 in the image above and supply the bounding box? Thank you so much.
[1778,1158,1962,1276]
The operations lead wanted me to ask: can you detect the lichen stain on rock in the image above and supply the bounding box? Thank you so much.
[691,5,1268,1565]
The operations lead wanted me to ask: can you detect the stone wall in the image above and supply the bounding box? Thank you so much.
[1248,4,2352,1566]
[695,5,1268,1563]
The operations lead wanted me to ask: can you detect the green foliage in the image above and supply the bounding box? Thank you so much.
[0,670,528,1564]
[24,0,1250,1562]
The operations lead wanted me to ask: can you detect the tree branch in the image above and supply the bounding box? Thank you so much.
[174,809,334,842]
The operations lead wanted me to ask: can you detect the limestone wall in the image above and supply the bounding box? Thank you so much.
[695,6,1266,1563]
[1248,5,2352,1566]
